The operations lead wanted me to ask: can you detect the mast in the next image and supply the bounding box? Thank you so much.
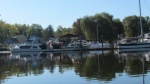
[139,0,143,40]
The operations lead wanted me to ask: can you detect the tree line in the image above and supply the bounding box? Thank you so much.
[0,12,150,43]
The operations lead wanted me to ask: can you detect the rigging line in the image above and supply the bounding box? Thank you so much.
[143,0,150,14]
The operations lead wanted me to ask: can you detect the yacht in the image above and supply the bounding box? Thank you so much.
[118,0,150,49]
[9,43,42,53]
[118,37,150,49]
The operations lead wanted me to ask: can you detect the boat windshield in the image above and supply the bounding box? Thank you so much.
[20,46,32,49]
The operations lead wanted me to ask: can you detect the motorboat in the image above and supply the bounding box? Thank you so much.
[9,43,42,53]
[66,40,90,48]
[89,42,110,49]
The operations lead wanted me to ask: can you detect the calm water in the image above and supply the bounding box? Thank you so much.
[0,50,150,84]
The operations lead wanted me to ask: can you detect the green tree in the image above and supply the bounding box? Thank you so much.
[43,25,54,41]
[95,12,114,42]
[147,18,150,32]
[123,15,140,37]
[0,21,6,42]
[80,16,96,40]
[122,15,150,37]
[27,24,43,38]
[113,19,124,40]
[80,12,114,42]
[72,19,84,38]
[143,16,150,33]
[54,26,64,38]
[62,27,73,35]
[0,21,18,42]
[15,24,29,36]
[54,26,73,38]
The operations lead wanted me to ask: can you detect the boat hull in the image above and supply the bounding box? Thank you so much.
[118,43,150,49]
[10,49,41,53]
[9,43,42,53]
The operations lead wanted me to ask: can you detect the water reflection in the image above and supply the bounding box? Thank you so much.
[0,50,150,84]
[116,50,148,75]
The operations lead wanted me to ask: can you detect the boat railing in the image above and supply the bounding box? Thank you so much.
[9,44,20,49]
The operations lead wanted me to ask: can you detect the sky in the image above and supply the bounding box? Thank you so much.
[0,0,150,31]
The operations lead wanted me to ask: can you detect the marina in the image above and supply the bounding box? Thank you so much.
[0,0,150,83]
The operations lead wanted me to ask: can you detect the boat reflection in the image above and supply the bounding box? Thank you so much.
[116,48,150,53]
[9,52,43,67]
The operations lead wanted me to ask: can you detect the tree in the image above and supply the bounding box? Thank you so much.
[54,26,73,38]
[122,15,149,37]
[143,16,150,33]
[15,24,29,36]
[54,26,64,38]
[123,16,139,37]
[0,20,18,42]
[72,19,84,38]
[146,17,150,32]
[80,12,114,42]
[0,21,6,42]
[43,25,54,41]
[27,24,43,38]
[80,16,96,40]
[95,12,114,42]
[113,19,124,40]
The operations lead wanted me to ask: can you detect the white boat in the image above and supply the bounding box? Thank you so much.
[118,0,150,49]
[66,40,90,48]
[118,38,150,49]
[89,42,110,49]
[9,43,42,53]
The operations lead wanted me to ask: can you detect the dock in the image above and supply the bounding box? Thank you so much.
[42,47,115,52]
[0,51,11,55]
[0,47,116,55]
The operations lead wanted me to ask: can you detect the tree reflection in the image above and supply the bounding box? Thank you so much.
[0,55,10,83]
[124,53,147,76]
[0,50,150,83]
[74,51,120,81]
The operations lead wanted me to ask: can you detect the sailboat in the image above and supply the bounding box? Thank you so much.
[118,0,150,49]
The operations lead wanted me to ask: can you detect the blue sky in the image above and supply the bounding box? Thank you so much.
[0,0,150,31]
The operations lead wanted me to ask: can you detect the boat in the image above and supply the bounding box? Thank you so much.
[89,42,110,49]
[118,0,150,49]
[66,40,90,48]
[9,43,42,53]
[118,38,150,49]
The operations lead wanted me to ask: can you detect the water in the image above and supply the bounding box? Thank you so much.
[0,50,150,84]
